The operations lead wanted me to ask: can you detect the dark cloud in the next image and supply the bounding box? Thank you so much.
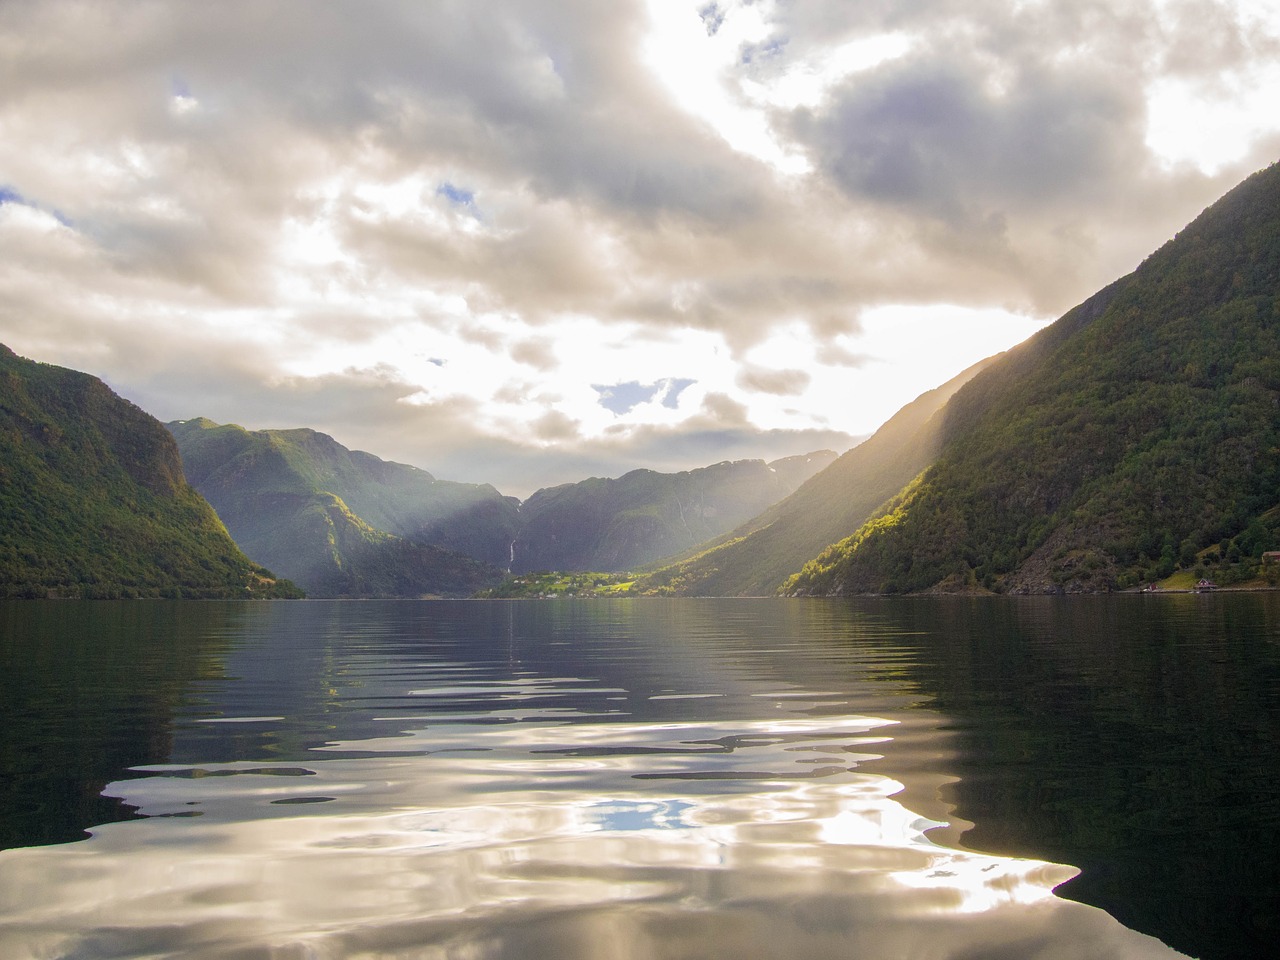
[9,0,1265,327]
[2,0,1277,498]
[1155,0,1279,76]
[797,58,1141,223]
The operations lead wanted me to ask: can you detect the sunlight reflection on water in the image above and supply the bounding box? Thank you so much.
[1,596,1226,959]
[0,713,1186,959]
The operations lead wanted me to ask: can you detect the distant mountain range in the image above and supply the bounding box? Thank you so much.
[0,341,835,600]
[630,360,990,596]
[785,159,1280,594]
[6,159,1279,600]
[167,418,514,598]
[168,418,835,594]
[0,346,299,599]
[510,452,836,574]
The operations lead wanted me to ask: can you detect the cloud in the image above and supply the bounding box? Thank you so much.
[531,409,581,442]
[2,0,1279,499]
[816,342,872,368]
[798,59,1140,223]
[736,365,811,396]
[510,338,557,370]
[700,392,751,426]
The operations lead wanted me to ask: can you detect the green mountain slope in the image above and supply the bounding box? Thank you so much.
[0,346,300,599]
[510,452,836,574]
[168,419,509,597]
[630,361,992,595]
[789,160,1280,595]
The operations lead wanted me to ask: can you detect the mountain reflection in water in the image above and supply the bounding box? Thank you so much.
[2,596,1268,959]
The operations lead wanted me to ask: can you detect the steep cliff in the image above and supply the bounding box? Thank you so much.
[0,346,299,598]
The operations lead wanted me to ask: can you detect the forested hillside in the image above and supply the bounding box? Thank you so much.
[168,419,508,597]
[511,452,835,574]
[789,161,1280,595]
[630,360,991,595]
[0,346,299,598]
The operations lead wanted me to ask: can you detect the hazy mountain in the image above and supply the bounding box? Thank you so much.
[168,418,511,597]
[509,452,836,574]
[0,346,299,599]
[789,160,1280,595]
[630,361,992,595]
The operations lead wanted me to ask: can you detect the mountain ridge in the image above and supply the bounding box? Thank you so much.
[788,159,1280,595]
[167,418,511,597]
[0,345,300,599]
[629,357,995,595]
[510,451,837,574]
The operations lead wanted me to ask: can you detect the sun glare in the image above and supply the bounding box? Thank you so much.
[743,32,914,110]
[1144,0,1280,173]
[1146,68,1280,174]
[641,0,810,175]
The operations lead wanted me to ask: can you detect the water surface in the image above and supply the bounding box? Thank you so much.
[2,596,1277,958]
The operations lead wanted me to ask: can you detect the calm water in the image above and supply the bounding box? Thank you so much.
[1,596,1278,959]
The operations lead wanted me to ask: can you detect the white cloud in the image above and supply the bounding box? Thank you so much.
[1146,68,1280,174]
[642,0,810,174]
[2,0,1279,497]
[744,32,916,110]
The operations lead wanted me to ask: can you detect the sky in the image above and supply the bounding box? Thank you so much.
[3,0,1280,498]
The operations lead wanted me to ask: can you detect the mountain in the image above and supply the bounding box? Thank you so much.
[0,346,299,599]
[788,160,1280,595]
[510,452,837,574]
[167,418,511,597]
[629,361,992,595]
[169,419,835,592]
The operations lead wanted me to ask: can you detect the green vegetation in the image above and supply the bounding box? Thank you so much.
[474,571,636,598]
[630,359,992,595]
[787,160,1280,595]
[0,345,301,599]
[170,418,520,566]
[511,452,836,574]
[168,420,833,597]
[168,418,509,597]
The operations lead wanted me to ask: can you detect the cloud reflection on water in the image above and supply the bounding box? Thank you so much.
[0,715,1186,959]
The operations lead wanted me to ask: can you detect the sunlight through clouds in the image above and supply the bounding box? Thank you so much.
[642,0,810,174]
[2,0,1279,494]
[1146,67,1280,173]
[1144,0,1280,172]
[742,32,916,111]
